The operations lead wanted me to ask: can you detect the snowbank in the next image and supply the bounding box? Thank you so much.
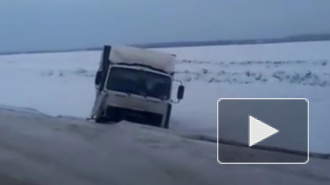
[0,108,330,185]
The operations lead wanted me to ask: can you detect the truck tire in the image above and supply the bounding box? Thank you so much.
[164,104,172,129]
[95,110,107,123]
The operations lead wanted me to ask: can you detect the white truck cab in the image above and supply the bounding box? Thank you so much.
[91,45,184,128]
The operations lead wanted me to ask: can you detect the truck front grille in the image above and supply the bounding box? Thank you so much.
[106,106,163,127]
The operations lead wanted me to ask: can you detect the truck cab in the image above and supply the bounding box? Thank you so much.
[91,45,184,128]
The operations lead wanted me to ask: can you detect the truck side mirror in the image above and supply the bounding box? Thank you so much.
[177,85,185,100]
[95,71,102,85]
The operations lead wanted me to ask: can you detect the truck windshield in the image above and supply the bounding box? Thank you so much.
[106,67,171,100]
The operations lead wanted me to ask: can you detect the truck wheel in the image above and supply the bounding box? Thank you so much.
[95,111,107,123]
[164,104,172,129]
[95,116,106,123]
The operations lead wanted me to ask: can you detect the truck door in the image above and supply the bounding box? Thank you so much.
[95,45,111,92]
[91,46,112,119]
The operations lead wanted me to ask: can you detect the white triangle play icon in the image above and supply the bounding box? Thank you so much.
[249,116,279,147]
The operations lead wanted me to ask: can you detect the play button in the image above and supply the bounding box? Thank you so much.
[249,116,279,147]
[217,98,309,164]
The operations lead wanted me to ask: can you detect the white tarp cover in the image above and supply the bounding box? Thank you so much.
[109,45,175,74]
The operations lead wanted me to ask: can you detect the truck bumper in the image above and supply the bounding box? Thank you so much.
[105,106,164,127]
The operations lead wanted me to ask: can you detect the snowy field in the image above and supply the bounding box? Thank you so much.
[1,41,330,153]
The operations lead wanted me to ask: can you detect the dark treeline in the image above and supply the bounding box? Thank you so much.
[135,34,330,48]
[2,33,330,55]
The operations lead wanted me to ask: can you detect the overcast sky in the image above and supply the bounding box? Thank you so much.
[0,0,330,52]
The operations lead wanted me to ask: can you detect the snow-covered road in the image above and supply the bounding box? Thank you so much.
[1,41,330,153]
[0,108,330,185]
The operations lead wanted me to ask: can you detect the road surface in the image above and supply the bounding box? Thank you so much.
[0,108,329,185]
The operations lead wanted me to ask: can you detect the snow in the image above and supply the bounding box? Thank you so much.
[1,41,330,153]
[0,109,330,185]
[155,40,330,61]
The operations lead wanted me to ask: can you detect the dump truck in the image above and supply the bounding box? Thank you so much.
[90,45,184,128]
